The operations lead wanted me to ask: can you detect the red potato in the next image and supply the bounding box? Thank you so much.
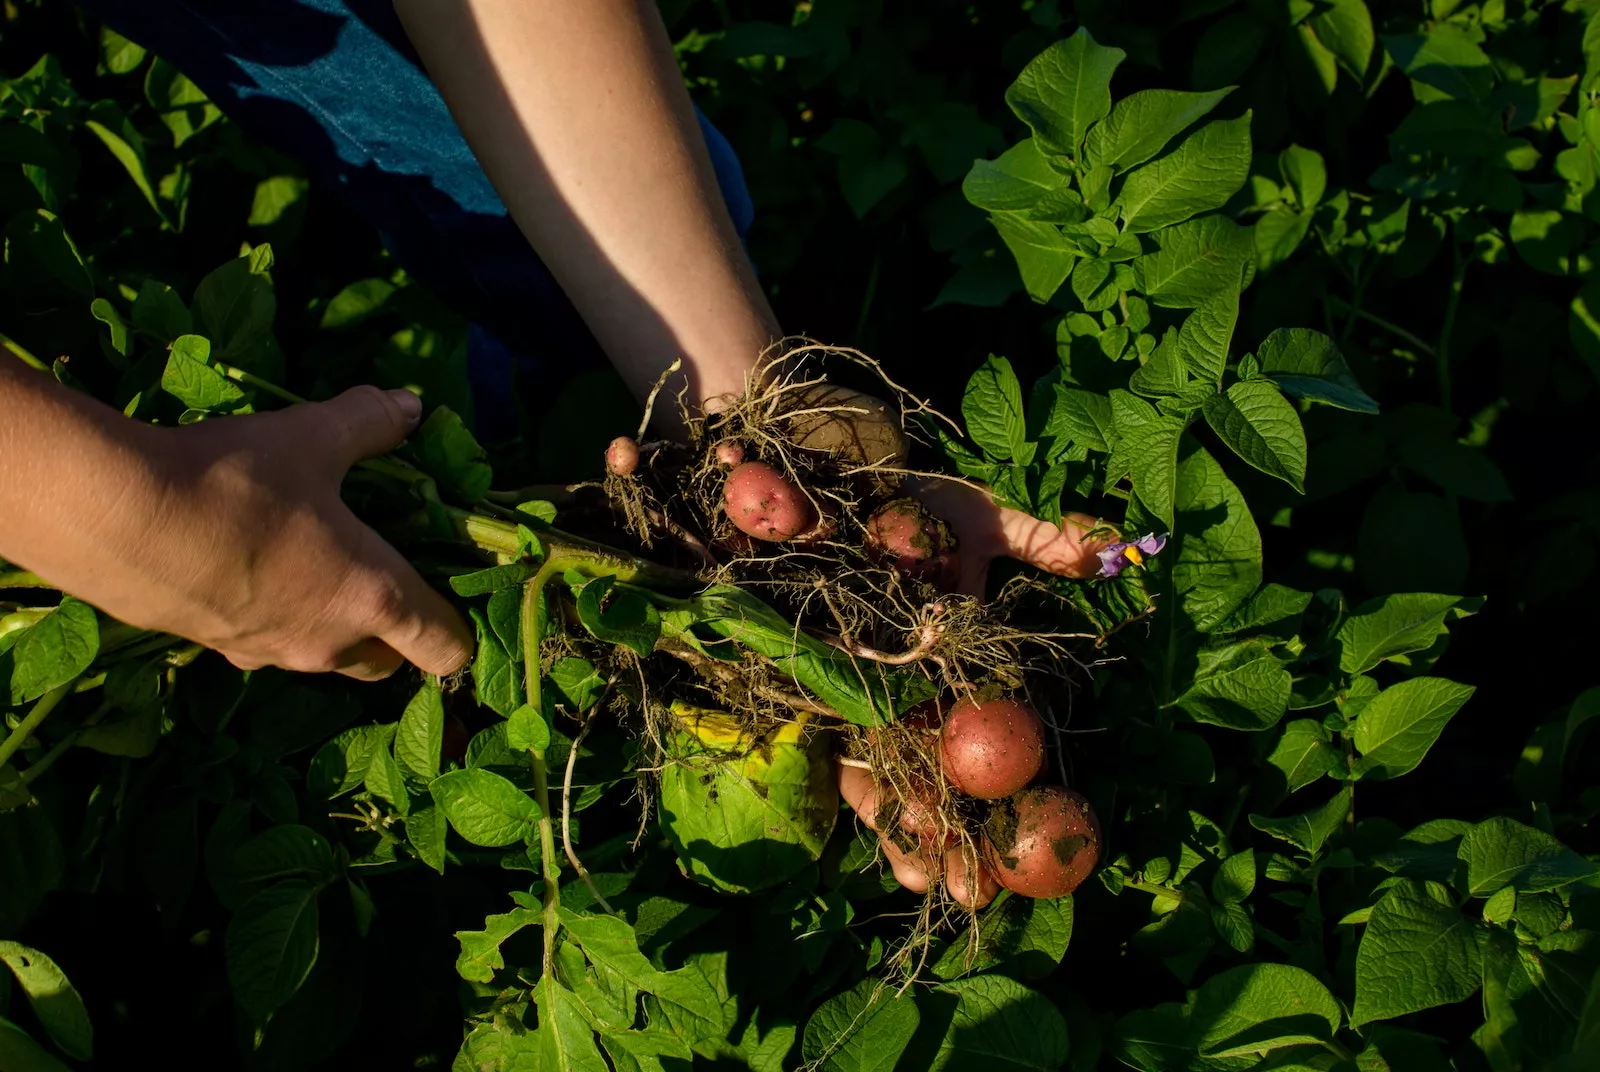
[723,461,818,542]
[984,786,1101,899]
[714,440,746,467]
[606,436,640,477]
[939,697,1046,799]
[864,499,958,589]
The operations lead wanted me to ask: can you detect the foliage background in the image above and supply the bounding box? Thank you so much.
[1,0,1599,1069]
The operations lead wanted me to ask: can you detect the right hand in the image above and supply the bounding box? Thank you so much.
[40,386,474,680]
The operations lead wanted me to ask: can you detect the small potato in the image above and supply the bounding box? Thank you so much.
[606,436,640,476]
[939,696,1046,800]
[782,385,908,492]
[723,461,817,542]
[984,786,1101,899]
[715,440,746,467]
[865,499,958,589]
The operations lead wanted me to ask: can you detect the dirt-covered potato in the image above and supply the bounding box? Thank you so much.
[983,786,1101,899]
[781,385,908,490]
[723,460,817,541]
[939,696,1046,799]
[865,498,958,588]
[606,436,640,476]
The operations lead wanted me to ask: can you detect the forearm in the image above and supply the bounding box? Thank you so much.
[393,0,779,419]
[0,357,169,596]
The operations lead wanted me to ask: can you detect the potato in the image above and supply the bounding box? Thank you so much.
[714,439,746,467]
[782,385,908,490]
[865,499,958,588]
[606,436,640,476]
[983,786,1101,899]
[939,696,1046,799]
[723,461,817,542]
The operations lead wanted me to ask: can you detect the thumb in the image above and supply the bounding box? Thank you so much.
[304,386,424,471]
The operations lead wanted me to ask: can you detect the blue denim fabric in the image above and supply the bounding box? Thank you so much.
[73,0,754,439]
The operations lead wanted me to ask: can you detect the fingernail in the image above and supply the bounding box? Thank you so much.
[388,388,422,425]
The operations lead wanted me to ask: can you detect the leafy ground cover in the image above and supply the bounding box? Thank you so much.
[2,2,1599,1070]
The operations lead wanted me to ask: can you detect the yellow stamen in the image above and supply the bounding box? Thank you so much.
[1123,546,1144,566]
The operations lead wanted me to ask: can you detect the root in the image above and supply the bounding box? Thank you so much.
[563,704,617,915]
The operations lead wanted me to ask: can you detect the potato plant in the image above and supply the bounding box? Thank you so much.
[2,4,1600,1072]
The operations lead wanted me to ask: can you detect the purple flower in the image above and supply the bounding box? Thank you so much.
[1096,532,1169,578]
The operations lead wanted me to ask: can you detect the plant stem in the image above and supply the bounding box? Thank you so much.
[219,364,306,405]
[1325,297,1437,357]
[524,564,563,975]
[1124,877,1185,904]
[0,332,49,372]
[1438,246,1468,411]
[0,682,73,770]
[0,570,51,589]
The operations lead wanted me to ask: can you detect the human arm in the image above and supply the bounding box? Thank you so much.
[0,356,472,678]
[391,0,776,422]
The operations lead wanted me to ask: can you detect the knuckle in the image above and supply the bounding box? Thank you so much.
[282,647,344,675]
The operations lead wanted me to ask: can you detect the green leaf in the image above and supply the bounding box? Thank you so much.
[1202,380,1307,493]
[1459,817,1600,896]
[319,277,395,329]
[363,740,410,816]
[558,910,723,1023]
[658,711,836,893]
[963,355,1034,464]
[549,658,606,712]
[7,598,98,706]
[1174,289,1239,387]
[1110,390,1183,530]
[1133,215,1254,309]
[1308,0,1375,80]
[1279,145,1327,209]
[131,279,192,342]
[454,891,541,982]
[930,974,1071,1071]
[1170,440,1262,631]
[428,768,541,847]
[192,246,279,374]
[574,576,661,659]
[91,298,129,358]
[933,895,1074,980]
[1086,87,1233,173]
[248,176,309,227]
[506,703,551,753]
[1351,879,1483,1027]
[84,104,168,225]
[1256,327,1378,412]
[1211,584,1313,634]
[225,879,321,1025]
[447,562,539,598]
[414,406,493,503]
[1384,27,1494,103]
[802,977,919,1072]
[534,975,610,1072]
[1335,593,1481,674]
[405,804,448,874]
[0,943,92,1061]
[1175,643,1292,730]
[991,214,1076,303]
[1119,114,1252,233]
[306,723,396,799]
[963,139,1068,212]
[1191,963,1342,1058]
[100,26,147,73]
[1005,29,1125,155]
[0,1015,72,1072]
[1046,385,1114,453]
[1249,785,1352,857]
[395,681,444,785]
[160,334,250,413]
[1266,720,1340,793]
[1352,677,1476,780]
[469,608,522,717]
[224,825,338,886]
[1211,849,1256,906]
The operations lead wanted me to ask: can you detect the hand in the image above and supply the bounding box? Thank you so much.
[3,380,473,680]
[837,761,1000,909]
[906,479,1111,598]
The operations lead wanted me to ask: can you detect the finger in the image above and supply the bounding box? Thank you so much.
[881,835,936,894]
[299,385,424,472]
[351,531,476,676]
[838,762,885,830]
[943,846,1001,909]
[221,650,266,672]
[995,509,1111,580]
[332,637,406,682]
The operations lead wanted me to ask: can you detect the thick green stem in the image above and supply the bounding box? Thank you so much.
[523,564,562,975]
[0,682,73,770]
[1124,877,1185,904]
[1,332,49,372]
[1326,297,1437,357]
[219,364,306,405]
[456,510,697,591]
